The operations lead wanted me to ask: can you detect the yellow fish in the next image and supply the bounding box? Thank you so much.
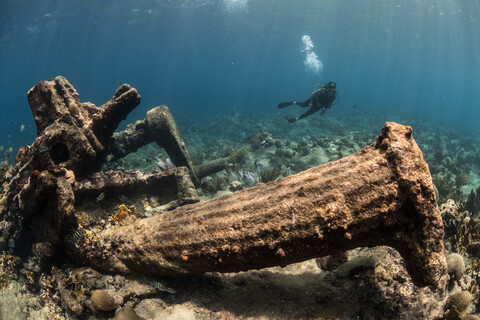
[96,192,105,203]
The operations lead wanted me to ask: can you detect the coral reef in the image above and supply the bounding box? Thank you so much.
[466,186,480,217]
[439,199,480,317]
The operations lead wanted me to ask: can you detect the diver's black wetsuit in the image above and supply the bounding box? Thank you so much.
[278,81,337,123]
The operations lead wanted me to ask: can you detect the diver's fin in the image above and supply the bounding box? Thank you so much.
[278,101,296,109]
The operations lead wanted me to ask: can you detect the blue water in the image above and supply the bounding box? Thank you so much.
[1,0,479,157]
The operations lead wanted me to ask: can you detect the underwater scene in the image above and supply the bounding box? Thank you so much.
[1,0,480,319]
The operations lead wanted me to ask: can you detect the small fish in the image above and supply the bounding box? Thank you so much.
[101,163,108,171]
[22,170,31,178]
[156,157,176,172]
[352,104,359,109]
[106,154,114,162]
[39,145,49,153]
[118,194,129,203]
[20,124,25,132]
[149,281,176,294]
[96,192,106,203]
[70,229,85,243]
[8,238,15,249]
[99,170,106,180]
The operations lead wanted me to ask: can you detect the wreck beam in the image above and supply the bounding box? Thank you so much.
[73,122,446,287]
[74,167,199,208]
[109,105,200,185]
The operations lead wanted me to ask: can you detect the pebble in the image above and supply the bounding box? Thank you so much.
[90,289,117,312]
[113,306,146,320]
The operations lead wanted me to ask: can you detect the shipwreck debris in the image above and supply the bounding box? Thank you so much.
[110,105,200,186]
[71,122,446,287]
[2,76,207,247]
[0,76,446,289]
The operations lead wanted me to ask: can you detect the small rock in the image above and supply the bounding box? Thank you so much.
[200,177,215,193]
[339,145,352,158]
[71,267,102,288]
[91,289,117,312]
[59,288,84,316]
[113,306,146,320]
[155,305,196,320]
[447,253,465,280]
[316,252,348,271]
[447,291,471,315]
[283,148,295,158]
[334,253,382,279]
[264,137,274,146]
[313,301,343,318]
[329,155,340,161]
[229,181,242,191]
[327,145,338,154]
[121,279,156,298]
[33,242,57,259]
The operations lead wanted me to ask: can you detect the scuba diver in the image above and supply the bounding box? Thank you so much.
[278,81,338,123]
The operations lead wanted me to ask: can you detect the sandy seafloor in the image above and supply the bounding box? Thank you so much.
[1,108,480,320]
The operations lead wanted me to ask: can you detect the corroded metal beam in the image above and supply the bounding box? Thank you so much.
[72,122,446,287]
